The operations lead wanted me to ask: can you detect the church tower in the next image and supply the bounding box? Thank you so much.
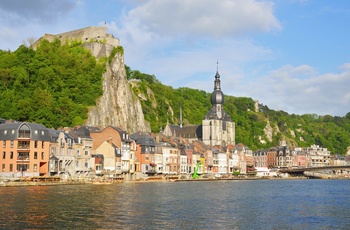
[202,68,235,146]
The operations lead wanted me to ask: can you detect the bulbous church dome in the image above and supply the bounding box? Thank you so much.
[210,71,224,105]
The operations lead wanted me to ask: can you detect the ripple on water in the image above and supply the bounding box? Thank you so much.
[0,180,350,229]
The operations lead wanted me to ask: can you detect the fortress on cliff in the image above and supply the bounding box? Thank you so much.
[32,26,120,58]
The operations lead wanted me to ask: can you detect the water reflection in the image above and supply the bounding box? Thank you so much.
[1,180,350,229]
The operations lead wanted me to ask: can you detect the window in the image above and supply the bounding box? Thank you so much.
[18,124,30,138]
[34,152,38,159]
[3,140,5,148]
[77,150,80,156]
[96,165,102,171]
[85,151,89,156]
[33,164,37,172]
[9,164,13,172]
[34,141,38,148]
[10,140,14,148]
[10,152,13,159]
[2,152,5,159]
[51,146,56,155]
[41,152,44,160]
[146,155,149,160]
[85,161,88,168]
[17,164,29,172]
[42,141,45,148]
[2,164,5,172]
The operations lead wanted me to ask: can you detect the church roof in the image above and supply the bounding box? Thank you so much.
[164,124,202,139]
[204,107,232,121]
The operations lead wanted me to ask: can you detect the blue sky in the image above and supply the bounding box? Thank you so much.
[1,0,350,116]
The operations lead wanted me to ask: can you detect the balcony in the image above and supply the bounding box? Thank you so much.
[18,142,30,149]
[17,156,30,162]
[18,133,30,139]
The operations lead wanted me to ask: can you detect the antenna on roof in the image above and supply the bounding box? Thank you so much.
[180,106,183,128]
[217,59,219,71]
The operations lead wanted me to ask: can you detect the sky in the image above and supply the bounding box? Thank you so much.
[1,0,350,117]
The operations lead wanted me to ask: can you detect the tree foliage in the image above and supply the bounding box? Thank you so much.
[2,39,349,155]
[128,66,350,155]
[0,39,105,128]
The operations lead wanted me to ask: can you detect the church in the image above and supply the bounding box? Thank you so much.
[163,69,235,147]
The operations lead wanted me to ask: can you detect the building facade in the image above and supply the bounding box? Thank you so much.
[0,122,51,178]
[202,70,235,147]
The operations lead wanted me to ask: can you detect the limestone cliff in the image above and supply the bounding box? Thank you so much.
[34,26,150,133]
[85,51,150,132]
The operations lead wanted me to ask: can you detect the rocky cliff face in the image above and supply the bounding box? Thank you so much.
[84,44,150,133]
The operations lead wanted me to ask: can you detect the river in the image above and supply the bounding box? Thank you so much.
[0,179,349,229]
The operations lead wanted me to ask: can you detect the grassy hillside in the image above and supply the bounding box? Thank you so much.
[126,66,350,155]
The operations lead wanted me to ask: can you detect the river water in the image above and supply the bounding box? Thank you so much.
[1,179,349,229]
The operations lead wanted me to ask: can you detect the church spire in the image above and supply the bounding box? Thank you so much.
[214,64,221,91]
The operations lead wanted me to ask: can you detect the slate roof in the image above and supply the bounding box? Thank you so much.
[204,107,232,121]
[0,122,51,141]
[130,132,155,146]
[73,125,92,138]
[165,124,202,139]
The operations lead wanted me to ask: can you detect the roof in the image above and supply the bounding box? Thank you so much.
[73,125,92,138]
[0,122,51,141]
[204,107,232,121]
[164,124,202,139]
[130,131,155,146]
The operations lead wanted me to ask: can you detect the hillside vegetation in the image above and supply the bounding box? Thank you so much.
[1,40,349,155]
[126,67,350,155]
[0,39,106,128]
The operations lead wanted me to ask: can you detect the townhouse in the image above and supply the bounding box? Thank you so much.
[305,144,331,167]
[130,131,156,177]
[90,126,135,179]
[0,122,51,177]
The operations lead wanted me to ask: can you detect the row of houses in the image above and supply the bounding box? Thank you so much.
[1,120,349,180]
[0,121,252,180]
[253,144,349,169]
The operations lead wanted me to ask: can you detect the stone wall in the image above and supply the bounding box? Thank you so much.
[32,26,119,50]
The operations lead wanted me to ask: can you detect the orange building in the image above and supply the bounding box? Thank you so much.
[0,122,51,178]
[130,132,156,176]
[90,126,135,179]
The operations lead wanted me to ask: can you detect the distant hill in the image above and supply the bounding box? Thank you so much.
[1,37,349,155]
[126,67,350,155]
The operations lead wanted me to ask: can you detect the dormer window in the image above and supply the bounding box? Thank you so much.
[18,124,30,138]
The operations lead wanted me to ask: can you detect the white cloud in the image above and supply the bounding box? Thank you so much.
[247,64,350,116]
[108,0,278,90]
[339,63,350,70]
[127,0,281,38]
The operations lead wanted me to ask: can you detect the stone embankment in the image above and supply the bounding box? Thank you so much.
[1,175,349,187]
